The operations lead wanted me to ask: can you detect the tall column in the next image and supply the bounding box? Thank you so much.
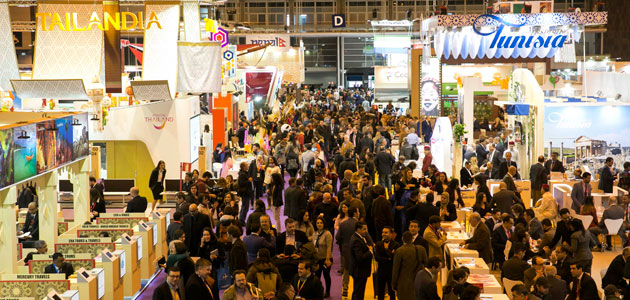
[71,159,91,225]
[336,0,345,14]
[238,0,245,22]
[387,0,394,19]
[39,172,59,249]
[0,186,18,274]
[289,0,295,28]
[104,0,122,93]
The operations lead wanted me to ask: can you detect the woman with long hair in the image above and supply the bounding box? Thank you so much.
[474,174,492,202]
[90,187,106,221]
[326,161,339,194]
[433,172,449,194]
[313,216,333,298]
[579,196,599,228]
[569,218,593,274]
[334,202,350,231]
[297,209,315,240]
[269,172,285,232]
[446,178,465,208]
[149,160,166,209]
[264,157,282,207]
[472,193,490,217]
[187,184,199,204]
[440,192,458,221]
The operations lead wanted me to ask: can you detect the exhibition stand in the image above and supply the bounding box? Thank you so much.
[116,233,141,297]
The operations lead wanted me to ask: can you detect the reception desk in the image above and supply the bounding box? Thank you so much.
[95,249,123,300]
[0,273,69,300]
[115,235,141,297]
[55,238,115,257]
[28,253,95,274]
[133,223,156,279]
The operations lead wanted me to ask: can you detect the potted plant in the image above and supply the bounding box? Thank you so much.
[453,123,468,142]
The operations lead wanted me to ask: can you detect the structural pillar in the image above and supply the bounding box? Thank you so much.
[0,186,18,274]
[71,159,91,225]
[40,172,59,249]
[336,0,345,14]
[238,0,245,22]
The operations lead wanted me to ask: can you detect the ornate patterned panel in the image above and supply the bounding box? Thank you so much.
[0,2,20,91]
[33,3,103,84]
[55,242,115,257]
[77,228,134,241]
[11,79,87,100]
[437,12,608,27]
[143,4,180,98]
[29,259,95,274]
[131,80,172,101]
[58,222,69,235]
[0,280,68,300]
[183,1,200,42]
[96,217,147,227]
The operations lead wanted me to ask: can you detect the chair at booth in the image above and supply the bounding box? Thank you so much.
[604,219,624,250]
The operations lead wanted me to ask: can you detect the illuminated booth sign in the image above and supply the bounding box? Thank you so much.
[428,12,607,59]
[36,12,161,31]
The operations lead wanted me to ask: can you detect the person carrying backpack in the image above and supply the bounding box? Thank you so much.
[246,248,282,294]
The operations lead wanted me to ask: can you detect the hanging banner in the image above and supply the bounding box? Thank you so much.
[421,57,440,117]
[143,4,180,98]
[222,45,236,81]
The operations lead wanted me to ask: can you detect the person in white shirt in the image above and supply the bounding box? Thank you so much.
[503,141,520,165]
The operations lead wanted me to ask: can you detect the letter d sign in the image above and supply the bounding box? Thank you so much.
[333,14,345,28]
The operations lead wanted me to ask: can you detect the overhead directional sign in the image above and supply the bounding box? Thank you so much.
[333,14,346,28]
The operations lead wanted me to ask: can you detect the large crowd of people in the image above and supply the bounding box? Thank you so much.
[141,87,630,299]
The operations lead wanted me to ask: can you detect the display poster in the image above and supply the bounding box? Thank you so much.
[56,117,72,165]
[374,66,408,90]
[13,124,37,183]
[189,115,200,163]
[421,57,441,116]
[246,34,290,48]
[36,120,57,173]
[430,117,453,176]
[0,128,14,188]
[544,105,630,172]
[72,113,89,160]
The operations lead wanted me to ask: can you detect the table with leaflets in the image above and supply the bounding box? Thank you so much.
[467,274,502,294]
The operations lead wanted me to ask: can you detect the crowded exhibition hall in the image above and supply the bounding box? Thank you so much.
[1,0,630,299]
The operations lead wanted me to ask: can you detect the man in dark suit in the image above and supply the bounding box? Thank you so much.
[498,152,518,179]
[185,258,215,300]
[571,172,592,213]
[524,209,544,240]
[19,202,39,247]
[227,225,247,275]
[284,178,308,220]
[153,266,184,300]
[545,266,568,300]
[408,220,429,251]
[550,209,573,247]
[125,187,148,213]
[501,243,529,281]
[487,144,502,179]
[421,116,432,143]
[489,183,520,214]
[349,221,373,300]
[590,197,626,251]
[44,253,74,279]
[291,261,324,300]
[461,213,493,264]
[276,218,309,255]
[523,256,545,290]
[413,193,440,235]
[554,245,573,285]
[599,157,616,193]
[544,152,565,174]
[485,209,501,231]
[460,160,474,187]
[182,204,211,256]
[601,248,630,292]
[530,156,548,203]
[491,215,514,265]
[476,139,489,167]
[335,207,359,297]
[393,231,428,300]
[374,226,400,300]
[567,262,600,300]
[89,176,105,200]
[414,256,442,300]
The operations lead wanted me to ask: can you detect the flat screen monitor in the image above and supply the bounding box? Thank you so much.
[119,251,126,277]
[136,236,143,260]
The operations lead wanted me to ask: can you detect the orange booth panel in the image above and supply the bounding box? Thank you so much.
[212,108,227,150]
[213,93,233,121]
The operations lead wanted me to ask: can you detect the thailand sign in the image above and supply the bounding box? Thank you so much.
[36,12,161,31]
[246,34,290,48]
